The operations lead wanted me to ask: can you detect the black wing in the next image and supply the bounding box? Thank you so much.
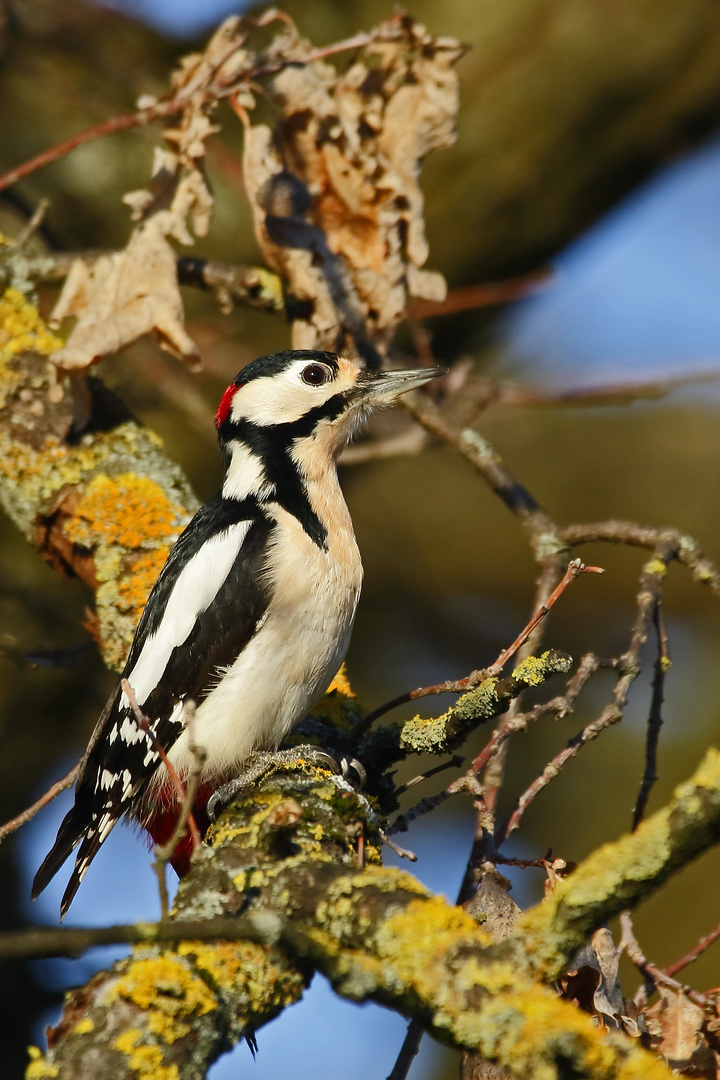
[33,496,274,916]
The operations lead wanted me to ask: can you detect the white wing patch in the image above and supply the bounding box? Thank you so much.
[123,522,251,708]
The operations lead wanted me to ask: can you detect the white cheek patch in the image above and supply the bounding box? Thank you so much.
[229,359,358,427]
[230,373,317,426]
[122,522,251,708]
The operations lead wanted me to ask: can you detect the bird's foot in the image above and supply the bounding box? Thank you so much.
[207,745,366,821]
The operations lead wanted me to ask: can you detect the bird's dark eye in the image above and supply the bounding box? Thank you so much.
[301,364,330,386]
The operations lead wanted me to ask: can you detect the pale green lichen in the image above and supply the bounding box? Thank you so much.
[400,653,572,754]
[514,747,720,980]
[512,651,572,687]
[644,557,668,579]
[398,678,500,753]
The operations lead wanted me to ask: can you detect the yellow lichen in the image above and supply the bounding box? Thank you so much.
[72,1017,95,1036]
[379,895,492,965]
[512,654,547,687]
[25,1047,59,1080]
[644,557,668,579]
[326,663,355,697]
[147,1011,190,1044]
[64,472,185,551]
[0,288,63,366]
[177,941,250,993]
[176,940,305,1016]
[106,954,217,1018]
[117,550,170,613]
[113,1029,179,1080]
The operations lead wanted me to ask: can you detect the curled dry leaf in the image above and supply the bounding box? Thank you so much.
[241,13,464,358]
[51,16,254,372]
[561,928,644,1037]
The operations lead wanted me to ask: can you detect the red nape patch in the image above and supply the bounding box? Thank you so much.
[215,382,243,428]
[143,781,218,878]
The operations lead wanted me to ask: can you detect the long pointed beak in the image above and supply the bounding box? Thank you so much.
[354,365,445,405]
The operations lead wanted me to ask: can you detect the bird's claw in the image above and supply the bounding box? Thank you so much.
[207,745,366,821]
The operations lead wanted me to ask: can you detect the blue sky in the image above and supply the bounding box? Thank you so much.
[503,135,720,387]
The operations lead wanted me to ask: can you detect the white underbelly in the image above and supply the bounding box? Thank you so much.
[168,504,362,780]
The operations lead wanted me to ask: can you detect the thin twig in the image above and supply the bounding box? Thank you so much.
[620,911,706,1007]
[632,606,669,830]
[385,790,453,837]
[356,559,599,733]
[151,702,206,918]
[380,832,418,862]
[0,764,78,844]
[459,370,719,411]
[497,540,679,844]
[121,679,190,810]
[0,22,406,196]
[491,560,604,674]
[0,917,270,961]
[664,920,720,978]
[386,1019,425,1080]
[394,755,464,796]
[340,427,429,466]
[11,199,50,248]
[560,521,720,597]
[405,269,554,319]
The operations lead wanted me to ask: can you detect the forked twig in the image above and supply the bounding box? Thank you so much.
[357,559,602,733]
[620,911,706,1008]
[495,540,678,845]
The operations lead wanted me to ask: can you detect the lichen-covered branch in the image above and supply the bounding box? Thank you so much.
[512,747,720,981]
[0,289,198,668]
[23,758,696,1080]
[394,650,572,759]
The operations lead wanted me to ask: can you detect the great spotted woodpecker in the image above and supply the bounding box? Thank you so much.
[33,349,441,916]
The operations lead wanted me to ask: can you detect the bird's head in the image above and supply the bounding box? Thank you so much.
[216,350,442,495]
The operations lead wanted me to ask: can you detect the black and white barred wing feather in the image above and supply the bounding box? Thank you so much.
[32,495,273,917]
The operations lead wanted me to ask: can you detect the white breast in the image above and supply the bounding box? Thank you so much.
[167,491,363,781]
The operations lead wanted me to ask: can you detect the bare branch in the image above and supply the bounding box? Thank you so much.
[664,920,720,978]
[632,607,669,831]
[0,764,78,844]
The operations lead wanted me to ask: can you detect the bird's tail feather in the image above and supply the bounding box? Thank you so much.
[31,803,84,903]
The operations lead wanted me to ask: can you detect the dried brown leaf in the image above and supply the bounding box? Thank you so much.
[51,224,200,371]
[645,989,717,1076]
[240,14,463,358]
